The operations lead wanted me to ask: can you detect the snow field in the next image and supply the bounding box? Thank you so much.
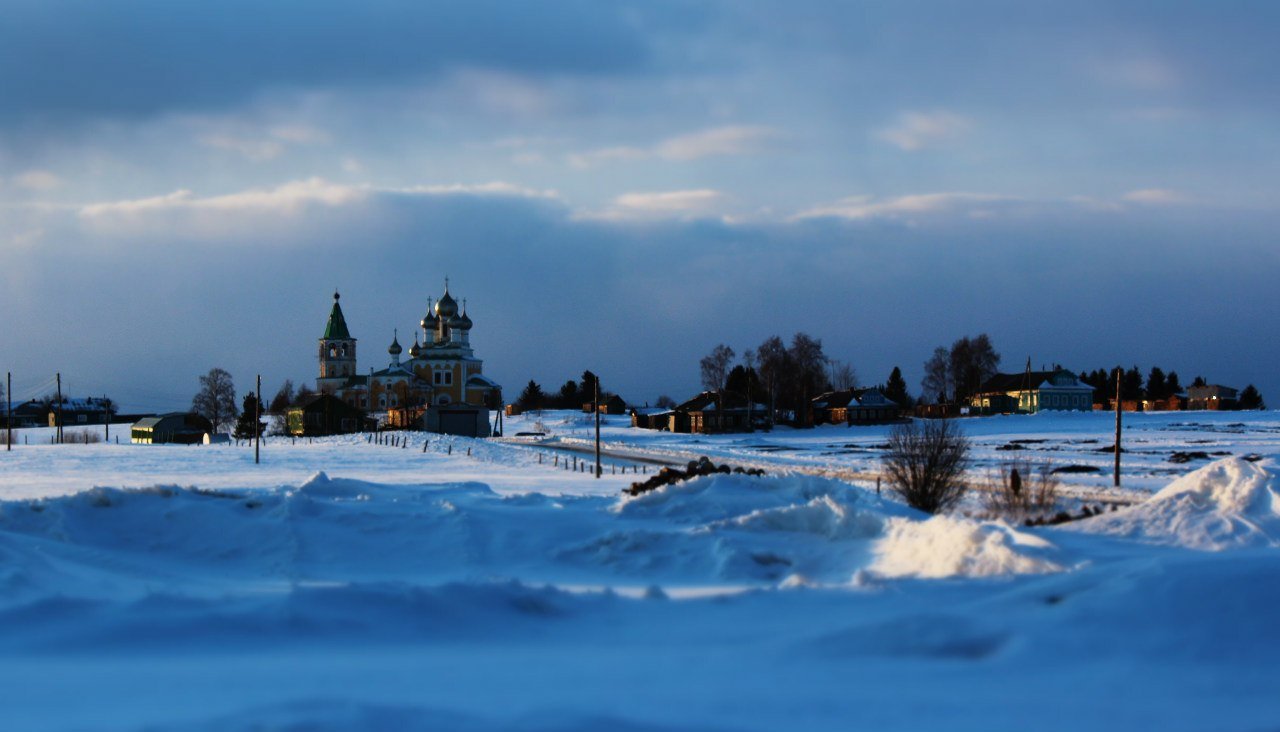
[0,412,1278,730]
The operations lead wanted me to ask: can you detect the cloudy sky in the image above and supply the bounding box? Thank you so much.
[2,0,1277,411]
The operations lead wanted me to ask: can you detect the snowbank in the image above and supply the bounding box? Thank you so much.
[872,516,1065,579]
[1070,457,1280,550]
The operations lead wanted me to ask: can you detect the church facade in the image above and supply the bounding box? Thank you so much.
[316,283,502,435]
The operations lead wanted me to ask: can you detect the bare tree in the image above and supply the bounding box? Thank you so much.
[755,335,788,418]
[700,344,736,393]
[192,367,239,433]
[949,334,1001,404]
[655,395,676,409]
[829,360,858,391]
[882,419,970,514]
[921,346,951,404]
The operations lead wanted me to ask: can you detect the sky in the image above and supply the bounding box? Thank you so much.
[2,0,1278,412]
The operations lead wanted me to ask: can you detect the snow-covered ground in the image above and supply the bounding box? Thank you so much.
[1,412,1277,731]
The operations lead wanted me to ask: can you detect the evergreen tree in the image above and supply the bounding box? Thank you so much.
[1238,385,1266,410]
[578,371,599,404]
[725,364,762,401]
[1166,371,1182,396]
[233,392,265,439]
[1192,376,1207,388]
[884,366,911,407]
[294,383,314,405]
[1122,366,1144,401]
[655,395,676,409]
[1146,367,1167,401]
[557,380,578,409]
[268,380,295,414]
[517,380,545,410]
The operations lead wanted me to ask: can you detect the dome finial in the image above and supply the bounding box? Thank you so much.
[334,290,340,301]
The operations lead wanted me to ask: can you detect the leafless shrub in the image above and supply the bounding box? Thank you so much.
[985,460,1059,520]
[882,419,970,514]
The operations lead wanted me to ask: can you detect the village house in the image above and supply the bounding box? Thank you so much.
[810,388,903,426]
[46,397,114,428]
[629,407,670,430]
[970,368,1094,414]
[1187,384,1238,411]
[647,392,771,434]
[583,394,628,415]
[287,394,371,437]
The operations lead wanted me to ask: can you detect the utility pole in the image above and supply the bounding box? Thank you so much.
[594,377,602,479]
[255,374,262,465]
[6,371,11,452]
[55,372,63,444]
[103,394,109,443]
[1114,366,1122,488]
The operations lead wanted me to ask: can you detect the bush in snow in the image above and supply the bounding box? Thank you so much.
[984,460,1059,521]
[623,456,764,496]
[882,419,970,514]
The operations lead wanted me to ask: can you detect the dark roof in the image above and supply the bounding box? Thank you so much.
[976,369,1093,394]
[323,293,352,340]
[675,391,762,412]
[812,390,857,409]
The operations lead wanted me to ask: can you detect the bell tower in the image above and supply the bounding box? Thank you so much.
[318,291,357,391]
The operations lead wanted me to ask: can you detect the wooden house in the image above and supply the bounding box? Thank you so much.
[287,394,370,436]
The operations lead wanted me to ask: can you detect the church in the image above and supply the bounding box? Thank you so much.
[316,282,503,436]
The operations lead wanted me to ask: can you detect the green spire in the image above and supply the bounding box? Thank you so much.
[323,291,352,340]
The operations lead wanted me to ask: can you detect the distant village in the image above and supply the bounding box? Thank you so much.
[1,282,1268,445]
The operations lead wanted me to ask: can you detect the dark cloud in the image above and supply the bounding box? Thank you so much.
[0,0,684,125]
[5,189,1277,411]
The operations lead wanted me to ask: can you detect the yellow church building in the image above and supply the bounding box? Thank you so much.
[316,282,502,436]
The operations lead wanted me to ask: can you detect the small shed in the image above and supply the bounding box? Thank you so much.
[131,413,213,444]
[584,394,628,415]
[630,407,670,430]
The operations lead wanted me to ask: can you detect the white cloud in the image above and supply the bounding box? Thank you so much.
[199,134,285,161]
[654,125,776,161]
[268,124,330,145]
[198,124,330,161]
[568,146,647,168]
[1121,188,1188,205]
[16,170,61,191]
[876,111,971,152]
[794,192,1013,221]
[577,189,726,221]
[569,125,776,168]
[80,178,362,218]
[79,179,557,220]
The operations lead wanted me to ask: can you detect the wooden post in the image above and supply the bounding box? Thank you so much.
[1114,367,1122,487]
[55,372,63,444]
[594,378,602,479]
[103,394,109,443]
[6,371,11,452]
[255,374,261,465]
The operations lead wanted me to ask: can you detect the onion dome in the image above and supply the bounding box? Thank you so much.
[435,291,458,319]
[455,303,473,330]
[388,331,402,356]
[408,335,422,358]
[420,297,438,331]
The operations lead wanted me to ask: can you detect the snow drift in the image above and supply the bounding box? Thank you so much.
[1070,457,1280,550]
[872,515,1065,579]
